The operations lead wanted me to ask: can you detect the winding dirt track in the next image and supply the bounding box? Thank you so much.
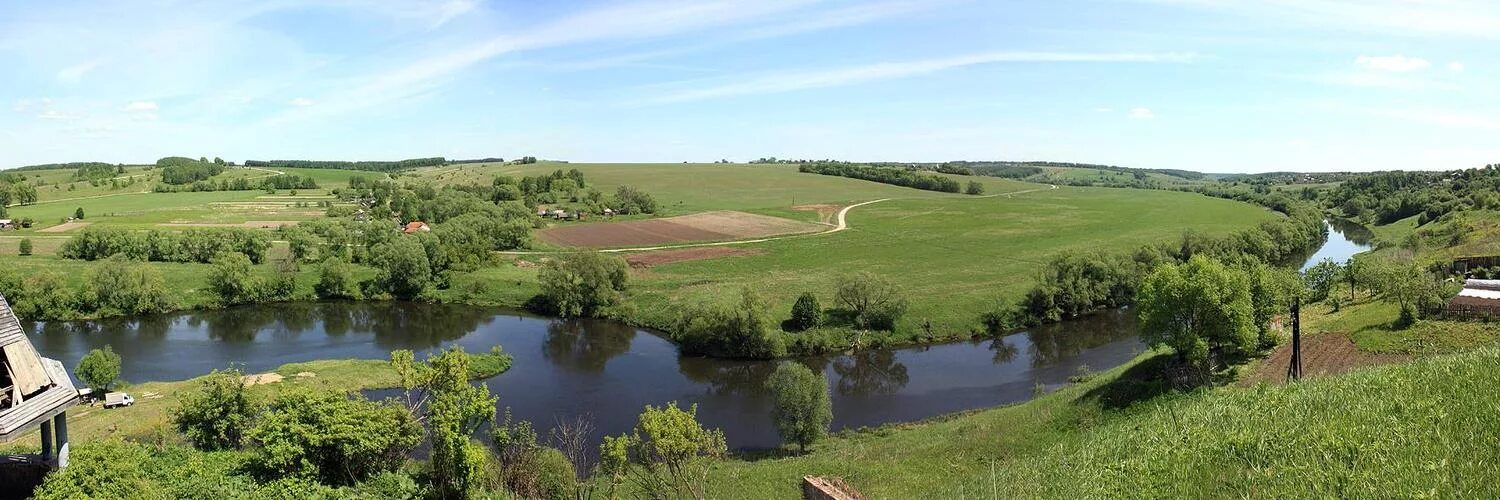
[501,183,1057,255]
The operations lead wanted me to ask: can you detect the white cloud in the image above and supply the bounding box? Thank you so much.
[646,51,1195,104]
[1448,61,1466,72]
[1355,55,1430,72]
[123,100,159,112]
[1130,107,1155,119]
[289,97,316,107]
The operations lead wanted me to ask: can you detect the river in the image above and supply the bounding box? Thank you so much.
[26,220,1369,450]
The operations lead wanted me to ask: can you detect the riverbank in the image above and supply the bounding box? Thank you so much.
[666,335,1500,498]
[0,348,511,453]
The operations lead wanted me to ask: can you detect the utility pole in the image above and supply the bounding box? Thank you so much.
[1287,297,1303,381]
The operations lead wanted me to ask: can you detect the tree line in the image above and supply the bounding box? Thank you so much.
[244,157,446,172]
[996,190,1327,330]
[60,226,272,264]
[157,156,227,184]
[799,162,964,193]
[153,173,318,193]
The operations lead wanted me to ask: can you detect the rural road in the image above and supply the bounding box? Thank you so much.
[499,182,1059,255]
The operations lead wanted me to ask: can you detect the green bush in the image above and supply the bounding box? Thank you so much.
[206,252,262,305]
[314,258,361,299]
[533,447,579,500]
[766,362,833,452]
[835,272,907,331]
[536,251,628,317]
[788,292,822,331]
[248,391,422,486]
[173,369,258,451]
[675,288,787,359]
[75,346,122,393]
[81,256,176,315]
[18,237,31,256]
[367,237,432,300]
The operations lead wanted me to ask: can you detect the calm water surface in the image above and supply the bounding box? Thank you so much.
[31,303,1140,449]
[1298,219,1374,271]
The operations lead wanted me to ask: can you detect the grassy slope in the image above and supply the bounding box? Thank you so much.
[692,342,1500,498]
[625,185,1272,335]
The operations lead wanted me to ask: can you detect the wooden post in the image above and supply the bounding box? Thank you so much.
[1287,297,1303,381]
[39,420,53,461]
[54,412,69,468]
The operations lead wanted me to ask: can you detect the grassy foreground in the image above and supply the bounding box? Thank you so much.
[689,340,1500,498]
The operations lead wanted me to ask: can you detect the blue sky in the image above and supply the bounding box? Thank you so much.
[3,0,1499,172]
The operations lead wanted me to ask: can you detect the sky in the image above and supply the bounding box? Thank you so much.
[4,0,1500,173]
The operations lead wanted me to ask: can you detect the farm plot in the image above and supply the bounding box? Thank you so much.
[538,211,822,248]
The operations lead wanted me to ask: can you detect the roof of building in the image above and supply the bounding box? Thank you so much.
[0,295,79,443]
[1464,279,1500,292]
[402,221,430,234]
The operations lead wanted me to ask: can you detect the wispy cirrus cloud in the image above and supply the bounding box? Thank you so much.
[1144,0,1500,39]
[641,51,1196,104]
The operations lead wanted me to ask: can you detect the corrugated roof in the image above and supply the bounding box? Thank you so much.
[0,294,80,441]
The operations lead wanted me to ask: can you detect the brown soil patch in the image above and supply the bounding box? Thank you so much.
[793,204,840,224]
[241,373,285,386]
[538,211,821,248]
[625,247,765,268]
[38,221,90,233]
[1238,333,1409,386]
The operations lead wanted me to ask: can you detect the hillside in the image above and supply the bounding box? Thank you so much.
[693,339,1500,498]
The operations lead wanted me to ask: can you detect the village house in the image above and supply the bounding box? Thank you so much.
[0,295,80,490]
[402,221,431,234]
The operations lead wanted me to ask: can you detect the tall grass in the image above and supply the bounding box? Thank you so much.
[961,345,1500,497]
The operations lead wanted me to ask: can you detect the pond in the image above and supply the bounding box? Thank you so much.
[29,303,1142,450]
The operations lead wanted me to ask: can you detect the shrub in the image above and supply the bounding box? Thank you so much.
[248,391,422,486]
[314,258,361,299]
[835,272,907,330]
[966,180,985,195]
[788,292,822,331]
[18,237,31,256]
[75,346,122,393]
[173,368,258,451]
[536,252,628,317]
[367,237,432,300]
[599,402,726,499]
[675,288,786,359]
[1138,256,1256,370]
[206,252,261,305]
[612,185,658,214]
[81,256,175,315]
[766,362,833,452]
[533,448,579,500]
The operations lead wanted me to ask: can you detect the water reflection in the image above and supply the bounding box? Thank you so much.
[830,350,910,396]
[33,302,1145,450]
[542,320,635,374]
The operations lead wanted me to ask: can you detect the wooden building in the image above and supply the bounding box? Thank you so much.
[0,294,80,492]
[1445,279,1500,320]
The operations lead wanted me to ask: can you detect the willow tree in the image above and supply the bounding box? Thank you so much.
[1137,256,1256,370]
